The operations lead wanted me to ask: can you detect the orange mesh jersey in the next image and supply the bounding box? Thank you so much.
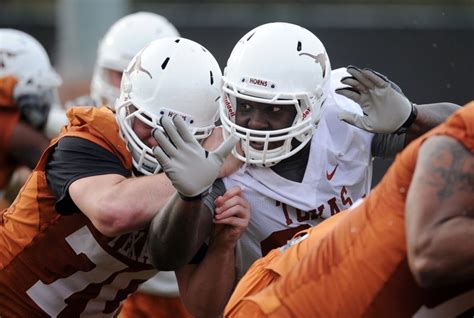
[0,76,21,190]
[0,107,157,317]
[225,102,474,318]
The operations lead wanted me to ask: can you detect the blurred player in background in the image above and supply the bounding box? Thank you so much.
[66,11,180,110]
[0,29,66,210]
[225,102,474,318]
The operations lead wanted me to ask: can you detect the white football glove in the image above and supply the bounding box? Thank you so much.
[152,115,238,200]
[336,66,417,134]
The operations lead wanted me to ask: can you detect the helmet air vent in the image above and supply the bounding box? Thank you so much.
[161,57,170,70]
[247,32,255,41]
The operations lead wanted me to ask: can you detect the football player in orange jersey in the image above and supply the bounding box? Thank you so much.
[63,11,197,318]
[0,29,66,210]
[224,102,474,317]
[76,12,191,318]
[148,22,461,317]
[0,37,240,317]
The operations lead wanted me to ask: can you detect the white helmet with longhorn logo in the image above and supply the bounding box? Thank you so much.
[115,37,222,175]
[220,22,331,166]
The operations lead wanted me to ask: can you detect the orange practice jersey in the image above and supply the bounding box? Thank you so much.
[0,76,21,190]
[119,292,192,318]
[225,102,474,318]
[0,107,157,317]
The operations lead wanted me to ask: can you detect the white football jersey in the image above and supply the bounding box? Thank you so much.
[223,68,374,277]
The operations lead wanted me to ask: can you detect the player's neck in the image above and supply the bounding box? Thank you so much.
[271,140,311,183]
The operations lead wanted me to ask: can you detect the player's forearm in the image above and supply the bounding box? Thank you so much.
[405,102,460,145]
[95,173,176,236]
[148,195,213,271]
[409,216,474,288]
[182,244,237,317]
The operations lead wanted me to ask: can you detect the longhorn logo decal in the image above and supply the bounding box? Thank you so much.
[127,52,152,79]
[299,52,327,78]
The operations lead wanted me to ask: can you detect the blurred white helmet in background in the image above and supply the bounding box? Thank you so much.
[116,37,222,175]
[0,28,62,95]
[91,12,180,108]
[220,22,331,167]
[0,28,62,129]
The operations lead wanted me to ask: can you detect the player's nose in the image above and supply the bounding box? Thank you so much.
[247,110,269,130]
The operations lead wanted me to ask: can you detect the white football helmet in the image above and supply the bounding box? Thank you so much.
[116,37,222,175]
[0,29,62,129]
[91,12,180,108]
[220,22,331,166]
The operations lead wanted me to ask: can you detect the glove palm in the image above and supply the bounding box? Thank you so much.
[336,66,414,134]
[153,116,238,199]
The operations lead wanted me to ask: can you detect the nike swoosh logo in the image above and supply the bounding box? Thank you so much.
[326,164,339,181]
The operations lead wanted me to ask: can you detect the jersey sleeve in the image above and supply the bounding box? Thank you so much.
[371,133,406,159]
[202,178,226,214]
[45,136,131,215]
[188,178,227,264]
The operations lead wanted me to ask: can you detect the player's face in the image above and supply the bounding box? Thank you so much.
[132,118,158,148]
[104,68,123,88]
[235,98,296,150]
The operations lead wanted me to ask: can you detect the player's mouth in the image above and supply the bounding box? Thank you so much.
[249,141,265,150]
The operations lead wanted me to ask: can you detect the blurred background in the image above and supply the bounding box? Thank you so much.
[1,0,473,184]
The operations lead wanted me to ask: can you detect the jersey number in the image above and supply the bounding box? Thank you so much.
[26,226,154,316]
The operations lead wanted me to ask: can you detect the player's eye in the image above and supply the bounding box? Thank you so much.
[271,106,281,112]
[241,103,252,110]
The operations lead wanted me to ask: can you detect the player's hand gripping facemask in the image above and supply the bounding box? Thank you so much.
[153,115,238,200]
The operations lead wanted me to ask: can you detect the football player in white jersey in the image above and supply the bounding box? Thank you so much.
[148,22,460,316]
